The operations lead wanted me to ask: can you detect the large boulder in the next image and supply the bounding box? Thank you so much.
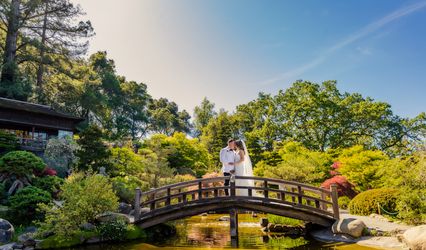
[402,225,426,250]
[332,218,366,238]
[0,218,14,243]
[118,202,132,214]
[95,212,131,224]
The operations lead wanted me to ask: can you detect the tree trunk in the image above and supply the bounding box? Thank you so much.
[36,1,49,103]
[1,0,21,83]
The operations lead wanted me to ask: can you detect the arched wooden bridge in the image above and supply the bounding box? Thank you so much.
[133,176,339,231]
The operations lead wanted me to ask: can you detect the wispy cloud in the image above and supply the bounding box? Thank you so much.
[356,46,372,56]
[261,1,426,85]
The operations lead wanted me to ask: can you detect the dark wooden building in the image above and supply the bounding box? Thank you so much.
[0,97,84,153]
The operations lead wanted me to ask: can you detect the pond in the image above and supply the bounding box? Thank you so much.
[71,213,380,250]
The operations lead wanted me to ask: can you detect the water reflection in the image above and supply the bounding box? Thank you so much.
[69,214,381,250]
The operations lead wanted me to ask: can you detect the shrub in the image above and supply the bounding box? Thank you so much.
[112,176,149,203]
[338,146,390,192]
[44,137,79,178]
[38,173,119,237]
[32,176,64,197]
[0,131,18,155]
[321,175,357,198]
[348,188,400,216]
[338,196,351,210]
[97,218,128,242]
[9,186,51,225]
[0,151,45,177]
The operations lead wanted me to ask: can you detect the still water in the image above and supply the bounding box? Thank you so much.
[72,214,381,250]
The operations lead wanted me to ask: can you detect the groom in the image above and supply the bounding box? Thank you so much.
[220,138,236,196]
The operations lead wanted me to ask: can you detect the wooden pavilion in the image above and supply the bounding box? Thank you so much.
[0,97,84,153]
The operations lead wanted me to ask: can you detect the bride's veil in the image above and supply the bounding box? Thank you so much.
[241,140,255,188]
[241,140,253,177]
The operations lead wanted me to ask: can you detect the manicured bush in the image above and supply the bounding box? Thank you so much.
[0,151,46,177]
[348,188,400,216]
[321,175,357,198]
[338,196,351,210]
[97,218,128,242]
[0,131,18,155]
[32,176,64,197]
[38,173,119,237]
[9,186,51,225]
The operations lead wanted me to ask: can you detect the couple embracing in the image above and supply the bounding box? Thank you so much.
[219,138,254,196]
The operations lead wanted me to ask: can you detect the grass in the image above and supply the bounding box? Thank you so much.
[267,214,304,226]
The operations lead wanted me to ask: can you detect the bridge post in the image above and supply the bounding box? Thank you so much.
[229,208,238,239]
[230,174,236,196]
[134,187,141,221]
[330,184,340,219]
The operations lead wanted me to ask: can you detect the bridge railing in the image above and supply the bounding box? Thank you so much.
[133,176,339,221]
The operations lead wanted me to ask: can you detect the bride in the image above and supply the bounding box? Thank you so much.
[233,140,255,196]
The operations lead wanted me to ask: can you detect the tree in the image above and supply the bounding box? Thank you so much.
[235,92,278,163]
[200,110,239,168]
[32,0,93,102]
[338,145,390,192]
[0,0,93,101]
[76,125,111,172]
[148,98,191,136]
[138,135,175,188]
[254,141,330,184]
[193,97,216,137]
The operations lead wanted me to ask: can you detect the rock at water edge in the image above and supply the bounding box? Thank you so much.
[332,218,366,238]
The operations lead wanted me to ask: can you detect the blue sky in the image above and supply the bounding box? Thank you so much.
[73,0,426,118]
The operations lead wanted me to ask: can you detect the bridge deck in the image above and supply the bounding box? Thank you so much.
[133,176,339,228]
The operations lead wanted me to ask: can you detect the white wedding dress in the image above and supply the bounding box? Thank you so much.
[234,141,255,196]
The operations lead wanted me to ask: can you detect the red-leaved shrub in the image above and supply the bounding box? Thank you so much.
[42,167,57,176]
[321,175,357,198]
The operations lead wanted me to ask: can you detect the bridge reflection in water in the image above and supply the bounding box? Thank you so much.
[133,176,339,241]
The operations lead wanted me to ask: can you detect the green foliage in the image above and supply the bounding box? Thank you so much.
[381,152,426,224]
[125,224,147,240]
[109,147,144,177]
[193,97,217,137]
[200,110,239,168]
[111,176,148,203]
[38,173,119,237]
[266,215,304,226]
[348,188,400,216]
[156,133,210,177]
[0,130,18,155]
[44,137,79,177]
[138,135,176,188]
[159,174,196,186]
[76,125,111,172]
[0,182,6,201]
[338,145,390,192]
[32,176,64,195]
[235,93,278,164]
[0,151,45,178]
[148,98,191,136]
[9,186,51,225]
[338,196,351,210]
[38,231,98,249]
[97,218,128,242]
[254,142,330,184]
